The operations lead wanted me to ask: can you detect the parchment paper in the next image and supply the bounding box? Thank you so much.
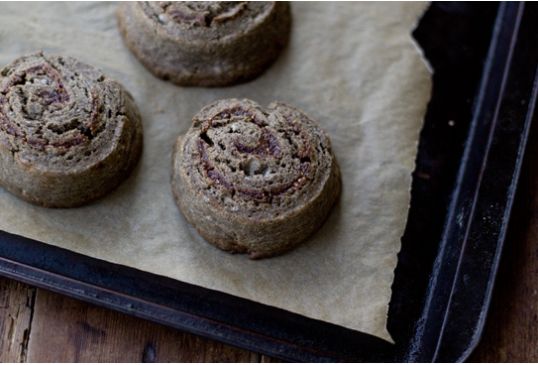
[0,2,431,341]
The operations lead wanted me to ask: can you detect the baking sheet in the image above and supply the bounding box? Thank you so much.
[0,2,431,341]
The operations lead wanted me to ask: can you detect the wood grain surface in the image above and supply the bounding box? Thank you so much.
[1,123,538,363]
[0,279,34,362]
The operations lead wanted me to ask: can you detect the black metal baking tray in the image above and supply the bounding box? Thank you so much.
[0,2,536,362]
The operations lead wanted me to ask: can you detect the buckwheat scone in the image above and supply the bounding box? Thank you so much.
[0,53,143,208]
[117,2,291,87]
[172,99,340,259]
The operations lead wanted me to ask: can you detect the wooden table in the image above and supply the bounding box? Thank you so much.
[2,132,538,363]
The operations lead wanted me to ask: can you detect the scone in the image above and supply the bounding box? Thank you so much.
[172,98,340,259]
[0,53,143,208]
[117,2,291,87]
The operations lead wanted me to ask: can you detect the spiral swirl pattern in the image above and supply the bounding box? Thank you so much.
[117,2,291,86]
[172,99,340,258]
[149,2,251,28]
[0,53,143,207]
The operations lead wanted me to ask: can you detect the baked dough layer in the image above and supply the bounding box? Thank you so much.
[0,53,143,208]
[117,2,291,86]
[172,98,341,258]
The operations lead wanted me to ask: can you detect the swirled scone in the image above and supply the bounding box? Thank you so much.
[117,2,291,86]
[0,53,143,208]
[172,99,340,259]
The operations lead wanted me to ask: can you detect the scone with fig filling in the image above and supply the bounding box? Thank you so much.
[172,98,340,259]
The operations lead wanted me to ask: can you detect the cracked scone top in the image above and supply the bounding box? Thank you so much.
[172,99,341,259]
[0,53,143,208]
[117,2,291,86]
